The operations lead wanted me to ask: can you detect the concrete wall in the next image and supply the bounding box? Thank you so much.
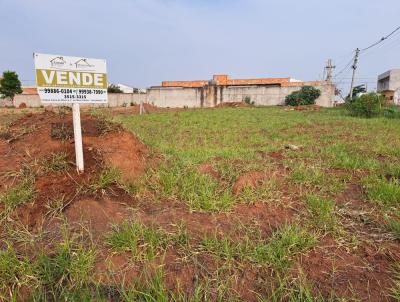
[147,87,202,108]
[5,83,335,108]
[5,93,147,108]
[148,83,335,108]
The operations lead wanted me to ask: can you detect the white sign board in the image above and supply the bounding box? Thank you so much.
[34,53,108,103]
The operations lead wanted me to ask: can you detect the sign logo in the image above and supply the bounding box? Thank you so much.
[50,56,66,67]
[74,58,95,69]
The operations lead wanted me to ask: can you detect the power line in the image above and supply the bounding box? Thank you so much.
[361,25,400,52]
[332,57,354,79]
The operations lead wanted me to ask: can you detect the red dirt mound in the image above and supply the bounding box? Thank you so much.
[0,111,149,230]
[232,171,266,195]
[197,163,220,180]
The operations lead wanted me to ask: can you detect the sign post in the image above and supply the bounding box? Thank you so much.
[34,53,108,172]
[72,103,84,171]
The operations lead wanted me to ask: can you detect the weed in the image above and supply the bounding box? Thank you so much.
[325,144,378,170]
[387,217,400,239]
[305,194,336,231]
[171,220,190,248]
[0,177,35,211]
[0,245,30,299]
[289,163,343,195]
[31,231,96,300]
[158,163,233,211]
[96,117,120,134]
[90,167,121,192]
[106,221,169,261]
[45,194,67,218]
[40,151,70,173]
[51,123,73,140]
[253,225,317,270]
[266,273,325,302]
[390,263,400,301]
[362,175,400,207]
[200,225,316,270]
[120,267,169,302]
[201,232,251,262]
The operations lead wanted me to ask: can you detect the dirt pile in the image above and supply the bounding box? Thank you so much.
[0,111,149,230]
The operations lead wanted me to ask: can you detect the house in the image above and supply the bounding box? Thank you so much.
[116,83,143,94]
[377,69,400,104]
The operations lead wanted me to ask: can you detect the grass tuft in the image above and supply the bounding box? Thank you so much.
[362,176,400,207]
[305,194,336,231]
[40,151,70,173]
[106,221,169,261]
[387,218,400,239]
[158,163,233,211]
[253,225,317,270]
[0,178,35,211]
[90,167,121,192]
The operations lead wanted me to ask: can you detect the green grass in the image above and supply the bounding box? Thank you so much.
[362,175,400,207]
[289,163,344,195]
[114,107,400,213]
[387,219,400,239]
[90,166,121,192]
[106,221,170,261]
[0,228,96,301]
[200,224,316,270]
[391,263,400,301]
[305,194,336,231]
[157,163,233,211]
[0,178,36,211]
[3,107,400,300]
[253,225,317,270]
[201,233,252,262]
[0,245,31,299]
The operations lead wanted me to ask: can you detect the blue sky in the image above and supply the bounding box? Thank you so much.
[1,0,399,92]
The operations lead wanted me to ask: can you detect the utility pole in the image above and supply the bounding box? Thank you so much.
[349,48,360,99]
[325,59,335,82]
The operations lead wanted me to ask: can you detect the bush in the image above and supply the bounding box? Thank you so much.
[243,96,254,105]
[346,93,383,118]
[383,106,400,119]
[285,86,321,106]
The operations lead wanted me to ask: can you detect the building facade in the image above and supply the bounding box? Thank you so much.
[377,69,400,104]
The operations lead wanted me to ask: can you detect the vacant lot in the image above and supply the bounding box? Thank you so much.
[1,106,400,301]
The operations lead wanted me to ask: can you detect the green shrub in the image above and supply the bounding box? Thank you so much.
[285,86,321,106]
[346,93,383,118]
[243,96,254,105]
[383,106,400,119]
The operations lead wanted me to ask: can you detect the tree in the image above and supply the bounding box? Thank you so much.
[0,71,23,106]
[285,86,321,106]
[107,84,123,93]
[346,84,366,100]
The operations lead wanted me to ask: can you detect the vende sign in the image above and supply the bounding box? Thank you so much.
[34,53,108,103]
[33,52,108,172]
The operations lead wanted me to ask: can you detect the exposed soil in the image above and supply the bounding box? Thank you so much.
[197,163,221,180]
[0,111,148,231]
[1,110,399,301]
[232,171,267,195]
[298,236,400,302]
